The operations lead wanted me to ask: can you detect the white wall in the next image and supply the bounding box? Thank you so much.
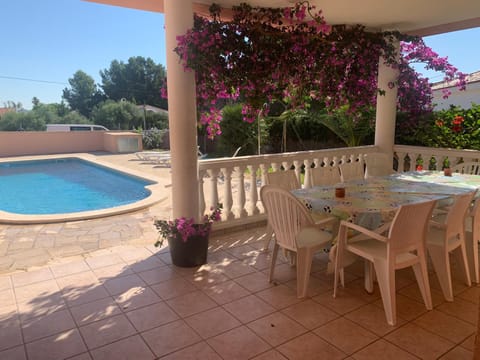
[432,81,480,110]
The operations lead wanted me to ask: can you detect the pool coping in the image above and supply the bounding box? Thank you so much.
[0,153,167,224]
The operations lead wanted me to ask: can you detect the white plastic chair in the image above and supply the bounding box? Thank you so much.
[310,166,341,186]
[339,161,365,182]
[427,190,476,301]
[260,185,334,298]
[452,162,480,175]
[466,197,480,283]
[263,171,301,250]
[364,153,395,178]
[333,199,436,325]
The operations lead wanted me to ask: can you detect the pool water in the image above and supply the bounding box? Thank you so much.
[0,158,155,215]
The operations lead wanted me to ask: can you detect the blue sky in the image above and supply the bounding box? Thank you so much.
[0,0,478,110]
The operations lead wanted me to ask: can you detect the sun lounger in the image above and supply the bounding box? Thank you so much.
[135,151,170,161]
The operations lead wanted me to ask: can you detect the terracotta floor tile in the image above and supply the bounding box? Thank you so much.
[437,298,478,325]
[223,294,276,323]
[21,309,76,343]
[16,293,67,321]
[185,269,230,289]
[0,276,12,292]
[113,246,154,263]
[64,352,92,360]
[55,271,99,290]
[50,260,90,278]
[256,284,302,309]
[457,285,480,304]
[225,244,259,259]
[340,278,382,303]
[414,309,475,343]
[250,349,288,360]
[62,283,111,308]
[217,260,257,279]
[85,254,125,269]
[439,345,473,359]
[281,299,338,330]
[461,334,475,351]
[277,332,346,360]
[0,345,27,360]
[371,293,428,322]
[247,312,307,347]
[385,323,455,360]
[136,266,180,285]
[166,290,217,318]
[264,263,298,283]
[142,319,202,358]
[0,288,15,307]
[352,339,419,360]
[160,341,222,360]
[79,314,137,350]
[102,273,147,296]
[185,307,241,339]
[234,271,274,293]
[207,326,271,360]
[0,316,23,352]
[126,301,179,332]
[14,280,60,303]
[92,263,133,281]
[399,282,446,307]
[128,256,165,273]
[284,276,332,298]
[345,303,407,336]
[70,297,122,326]
[150,277,197,300]
[11,268,53,287]
[314,317,378,355]
[203,280,250,305]
[25,329,87,360]
[90,335,154,360]
[312,288,367,315]
[114,286,161,312]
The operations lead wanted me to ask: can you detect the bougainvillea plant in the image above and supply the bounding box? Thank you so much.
[172,1,467,138]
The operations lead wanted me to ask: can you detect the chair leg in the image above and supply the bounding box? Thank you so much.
[296,248,314,298]
[364,260,375,293]
[263,222,274,251]
[373,259,396,326]
[268,243,280,283]
[453,241,472,287]
[428,244,454,301]
[412,254,433,310]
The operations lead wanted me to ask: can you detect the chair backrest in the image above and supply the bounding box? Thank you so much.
[444,190,477,241]
[452,162,480,175]
[364,153,394,178]
[265,171,300,190]
[388,200,436,254]
[310,166,341,186]
[339,161,365,182]
[260,185,314,251]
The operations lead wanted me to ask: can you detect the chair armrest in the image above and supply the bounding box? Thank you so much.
[339,220,388,243]
[429,220,447,230]
[313,216,338,227]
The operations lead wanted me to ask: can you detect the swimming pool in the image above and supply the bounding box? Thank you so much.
[0,156,163,224]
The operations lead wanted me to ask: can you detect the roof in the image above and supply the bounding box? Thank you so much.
[0,107,15,117]
[431,70,480,90]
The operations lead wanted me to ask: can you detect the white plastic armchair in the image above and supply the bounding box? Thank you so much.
[263,171,301,250]
[260,185,334,298]
[452,162,480,175]
[427,190,476,301]
[339,161,365,182]
[334,199,436,326]
[364,153,396,178]
[465,196,480,283]
[310,166,341,186]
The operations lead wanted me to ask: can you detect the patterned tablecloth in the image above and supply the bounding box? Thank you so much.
[292,170,480,228]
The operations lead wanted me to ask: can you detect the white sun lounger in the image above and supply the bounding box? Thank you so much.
[135,151,170,161]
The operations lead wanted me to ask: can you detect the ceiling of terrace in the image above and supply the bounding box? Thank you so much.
[84,0,480,36]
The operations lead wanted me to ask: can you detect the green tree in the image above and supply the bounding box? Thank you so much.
[100,56,167,109]
[62,70,103,117]
[91,100,142,130]
[0,111,45,131]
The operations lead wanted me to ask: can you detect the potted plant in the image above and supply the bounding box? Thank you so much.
[415,157,424,171]
[154,204,222,267]
[443,157,452,176]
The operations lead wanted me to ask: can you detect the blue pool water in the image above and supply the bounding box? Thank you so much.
[0,158,155,215]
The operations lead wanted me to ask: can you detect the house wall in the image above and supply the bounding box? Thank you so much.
[0,131,142,157]
[432,81,480,110]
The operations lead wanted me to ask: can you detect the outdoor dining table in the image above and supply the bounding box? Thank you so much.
[291,170,480,292]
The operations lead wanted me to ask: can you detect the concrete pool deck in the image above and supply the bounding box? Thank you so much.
[0,152,175,273]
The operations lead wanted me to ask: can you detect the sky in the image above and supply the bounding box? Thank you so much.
[0,0,479,110]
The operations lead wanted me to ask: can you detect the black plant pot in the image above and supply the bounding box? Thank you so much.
[167,234,209,267]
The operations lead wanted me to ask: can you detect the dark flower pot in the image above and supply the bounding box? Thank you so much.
[168,234,209,267]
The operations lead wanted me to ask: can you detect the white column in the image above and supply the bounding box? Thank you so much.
[164,0,199,220]
[375,41,400,164]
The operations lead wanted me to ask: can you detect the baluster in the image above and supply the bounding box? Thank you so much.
[293,160,302,187]
[222,167,234,220]
[304,159,312,189]
[198,169,206,219]
[248,164,260,215]
[206,169,219,212]
[259,163,268,185]
[235,165,248,218]
[395,151,406,172]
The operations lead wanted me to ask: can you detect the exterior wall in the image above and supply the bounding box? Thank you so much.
[0,131,142,157]
[432,81,480,110]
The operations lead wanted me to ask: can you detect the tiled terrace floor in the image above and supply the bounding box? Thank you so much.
[0,226,478,360]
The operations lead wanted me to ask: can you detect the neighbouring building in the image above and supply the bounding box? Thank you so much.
[432,70,480,110]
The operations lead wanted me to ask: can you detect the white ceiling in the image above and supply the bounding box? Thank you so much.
[85,0,480,35]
